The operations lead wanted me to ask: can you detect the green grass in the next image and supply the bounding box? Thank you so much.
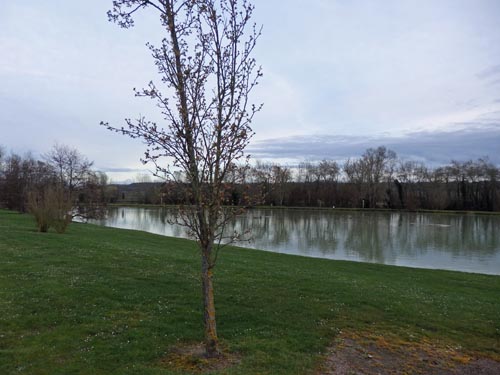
[0,209,499,374]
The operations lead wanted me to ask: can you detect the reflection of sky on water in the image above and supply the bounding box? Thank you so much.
[91,208,500,275]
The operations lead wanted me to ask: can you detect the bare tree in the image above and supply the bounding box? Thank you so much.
[271,164,292,206]
[103,0,261,357]
[1,153,36,212]
[135,172,153,183]
[44,143,94,195]
[344,147,396,208]
[44,143,108,219]
[317,159,340,183]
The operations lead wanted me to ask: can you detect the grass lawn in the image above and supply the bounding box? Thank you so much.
[0,209,499,374]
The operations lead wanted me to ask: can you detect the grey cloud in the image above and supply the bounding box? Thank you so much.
[488,78,500,86]
[97,167,146,173]
[248,124,500,165]
[479,110,500,122]
[477,64,500,79]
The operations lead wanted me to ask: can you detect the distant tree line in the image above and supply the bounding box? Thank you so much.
[0,144,109,232]
[4,144,497,213]
[107,182,162,205]
[157,146,500,212]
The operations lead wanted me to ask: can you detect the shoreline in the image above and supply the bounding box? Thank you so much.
[106,203,500,216]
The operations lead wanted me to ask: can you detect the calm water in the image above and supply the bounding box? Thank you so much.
[91,207,500,275]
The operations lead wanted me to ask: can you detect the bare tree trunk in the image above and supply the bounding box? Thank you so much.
[106,0,262,358]
[201,248,219,357]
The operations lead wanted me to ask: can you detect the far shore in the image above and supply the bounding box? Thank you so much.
[106,202,500,215]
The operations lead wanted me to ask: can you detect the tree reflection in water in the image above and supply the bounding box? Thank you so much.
[93,207,500,275]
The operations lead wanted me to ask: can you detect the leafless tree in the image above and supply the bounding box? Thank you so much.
[43,143,107,220]
[44,143,94,195]
[135,172,153,183]
[103,0,261,357]
[0,153,40,212]
[344,147,396,208]
[317,160,340,183]
[271,164,292,206]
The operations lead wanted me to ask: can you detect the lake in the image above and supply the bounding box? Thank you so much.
[91,207,500,275]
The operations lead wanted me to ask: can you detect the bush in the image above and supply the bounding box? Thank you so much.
[28,186,73,233]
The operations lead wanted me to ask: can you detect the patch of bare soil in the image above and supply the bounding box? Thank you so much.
[159,343,240,374]
[317,332,500,375]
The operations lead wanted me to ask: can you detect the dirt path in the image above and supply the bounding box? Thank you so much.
[317,331,500,375]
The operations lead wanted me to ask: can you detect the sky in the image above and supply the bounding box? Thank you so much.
[1,0,500,182]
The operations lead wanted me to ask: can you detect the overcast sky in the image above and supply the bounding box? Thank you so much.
[1,0,500,182]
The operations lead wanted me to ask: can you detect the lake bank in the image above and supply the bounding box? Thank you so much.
[108,202,500,215]
[92,206,500,275]
[1,209,499,374]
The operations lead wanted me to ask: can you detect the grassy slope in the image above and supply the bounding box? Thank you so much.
[0,209,499,375]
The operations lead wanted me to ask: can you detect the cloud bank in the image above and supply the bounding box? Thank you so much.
[248,123,500,166]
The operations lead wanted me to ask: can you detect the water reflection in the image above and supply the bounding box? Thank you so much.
[92,207,500,275]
